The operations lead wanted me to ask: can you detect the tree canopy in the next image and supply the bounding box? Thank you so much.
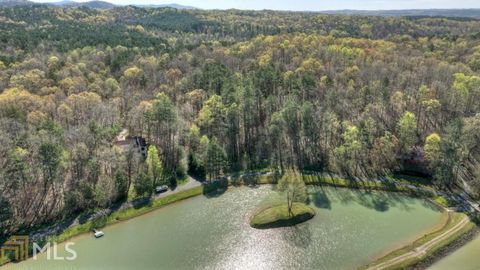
[2,5,480,236]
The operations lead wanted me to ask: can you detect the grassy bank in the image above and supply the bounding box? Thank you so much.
[46,186,204,244]
[230,172,436,196]
[250,203,315,229]
[362,211,475,270]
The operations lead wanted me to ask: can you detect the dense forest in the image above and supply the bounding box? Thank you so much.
[1,5,480,237]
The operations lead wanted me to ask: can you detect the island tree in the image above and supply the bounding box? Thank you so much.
[277,170,308,217]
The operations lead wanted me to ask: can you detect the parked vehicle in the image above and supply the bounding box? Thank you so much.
[155,185,169,193]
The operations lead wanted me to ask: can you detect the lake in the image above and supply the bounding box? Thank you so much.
[428,233,480,270]
[3,185,444,270]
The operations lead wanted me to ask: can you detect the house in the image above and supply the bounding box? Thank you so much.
[401,145,428,176]
[114,129,130,149]
[405,146,425,165]
[114,129,148,158]
[133,136,148,158]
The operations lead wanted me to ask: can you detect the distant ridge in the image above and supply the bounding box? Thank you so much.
[0,0,33,7]
[48,0,116,9]
[134,3,197,10]
[0,1,478,18]
[0,0,198,10]
[320,9,480,19]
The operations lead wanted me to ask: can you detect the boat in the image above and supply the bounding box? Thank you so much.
[93,229,105,238]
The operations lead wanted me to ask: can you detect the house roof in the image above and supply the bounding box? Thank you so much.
[116,128,129,142]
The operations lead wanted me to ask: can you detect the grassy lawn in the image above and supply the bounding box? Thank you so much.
[250,203,315,229]
[235,171,436,195]
[432,195,453,208]
[392,174,433,186]
[226,169,437,197]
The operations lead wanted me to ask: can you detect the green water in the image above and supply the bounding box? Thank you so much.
[428,234,480,270]
[3,186,444,270]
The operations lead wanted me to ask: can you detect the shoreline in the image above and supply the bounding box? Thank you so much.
[408,227,480,269]
[370,208,450,263]
[363,211,475,270]
[0,185,205,268]
[0,172,474,269]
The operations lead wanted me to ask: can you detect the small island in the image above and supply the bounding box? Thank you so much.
[250,202,315,229]
[250,170,315,229]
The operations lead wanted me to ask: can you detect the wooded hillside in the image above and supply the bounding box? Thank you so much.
[1,6,480,236]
